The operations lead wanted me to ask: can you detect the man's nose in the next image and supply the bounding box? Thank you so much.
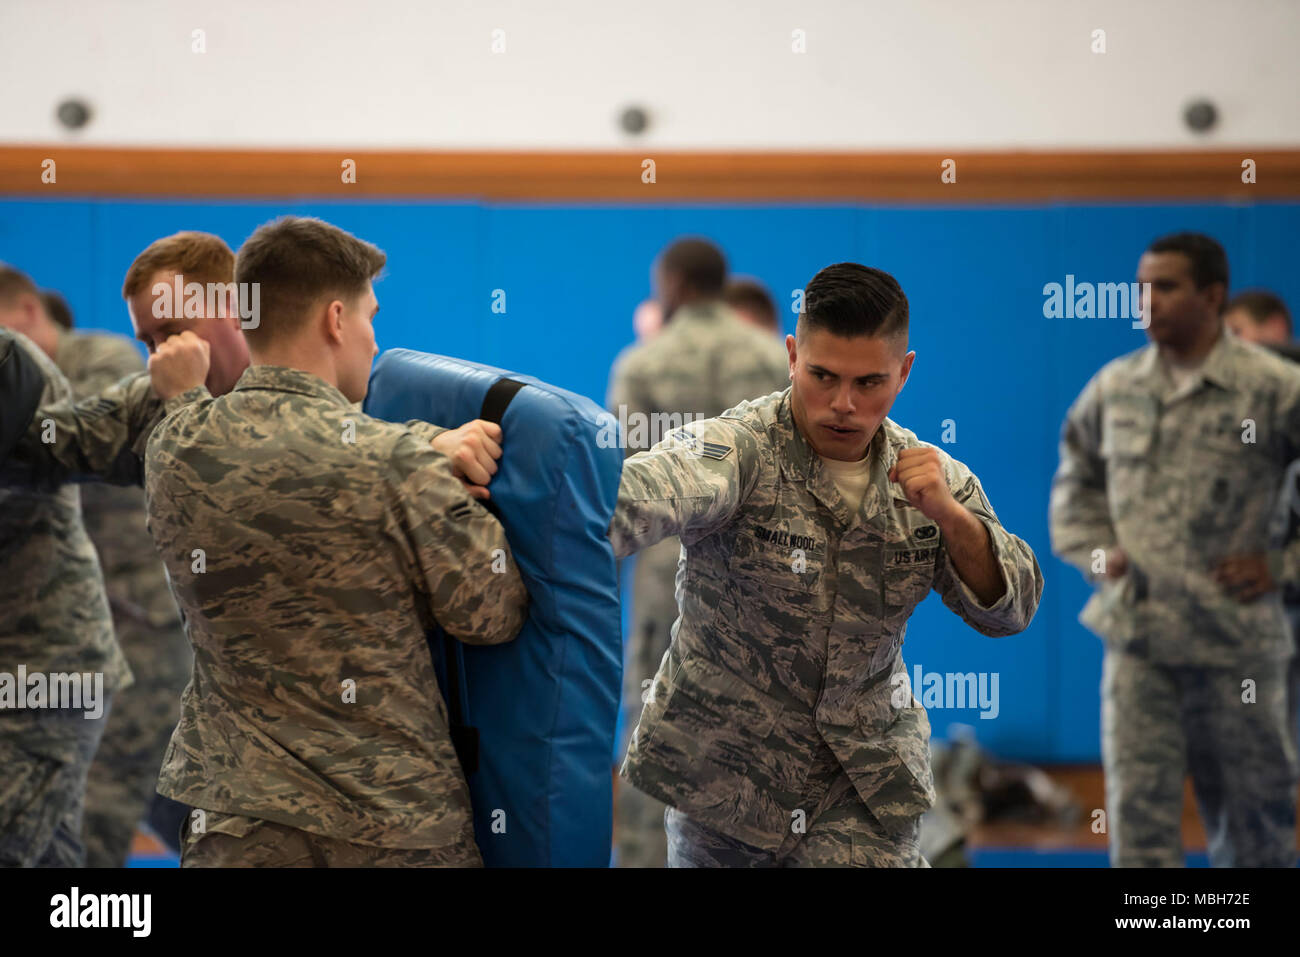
[830,384,855,413]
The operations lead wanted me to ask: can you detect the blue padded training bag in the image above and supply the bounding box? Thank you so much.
[363,349,623,867]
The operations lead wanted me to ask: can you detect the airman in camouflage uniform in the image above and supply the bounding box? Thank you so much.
[146,361,528,866]
[609,263,1042,866]
[607,283,789,868]
[1050,233,1300,867]
[50,325,193,867]
[0,325,131,867]
[146,216,530,867]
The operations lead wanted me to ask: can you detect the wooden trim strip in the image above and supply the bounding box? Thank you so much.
[0,147,1296,200]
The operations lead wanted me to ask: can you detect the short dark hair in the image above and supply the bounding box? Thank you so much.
[1226,289,1292,336]
[797,262,908,343]
[41,290,74,330]
[724,277,778,331]
[235,216,386,346]
[659,238,726,297]
[1146,232,1230,293]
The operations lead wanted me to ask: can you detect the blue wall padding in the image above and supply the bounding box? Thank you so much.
[5,198,1297,763]
[363,348,624,867]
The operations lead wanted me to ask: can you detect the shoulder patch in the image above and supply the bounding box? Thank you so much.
[668,428,733,460]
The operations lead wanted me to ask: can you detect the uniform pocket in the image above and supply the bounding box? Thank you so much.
[882,546,937,618]
[645,655,783,747]
[849,704,936,838]
[1100,402,1156,459]
[636,655,784,822]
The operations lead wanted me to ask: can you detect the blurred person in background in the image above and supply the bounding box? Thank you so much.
[724,276,783,336]
[0,267,129,866]
[1052,233,1300,867]
[35,289,193,867]
[606,237,788,867]
[1225,290,1294,350]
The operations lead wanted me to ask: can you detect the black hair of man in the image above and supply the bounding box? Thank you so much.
[40,290,74,330]
[1146,232,1230,299]
[1227,289,1292,338]
[659,238,727,298]
[724,277,779,331]
[797,262,908,345]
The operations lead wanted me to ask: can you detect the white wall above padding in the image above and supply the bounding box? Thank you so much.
[1,0,1296,150]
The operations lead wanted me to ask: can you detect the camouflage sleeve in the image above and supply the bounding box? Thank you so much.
[609,415,763,558]
[932,455,1044,637]
[0,370,167,489]
[1269,460,1300,591]
[0,330,46,460]
[1048,373,1116,580]
[403,420,449,446]
[1268,375,1300,587]
[388,431,529,645]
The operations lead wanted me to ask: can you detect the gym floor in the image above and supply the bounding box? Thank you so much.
[124,768,1300,867]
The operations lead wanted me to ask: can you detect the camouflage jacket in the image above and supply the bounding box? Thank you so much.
[0,329,45,458]
[53,329,183,634]
[1049,332,1300,665]
[609,387,1042,851]
[0,331,131,696]
[1,368,162,490]
[146,366,529,849]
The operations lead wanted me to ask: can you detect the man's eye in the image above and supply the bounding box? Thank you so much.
[812,371,828,381]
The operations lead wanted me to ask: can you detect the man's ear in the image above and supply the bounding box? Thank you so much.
[785,333,797,376]
[1206,281,1227,317]
[324,300,345,345]
[897,350,916,392]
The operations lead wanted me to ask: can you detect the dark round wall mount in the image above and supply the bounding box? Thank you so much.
[620,105,649,135]
[1183,98,1218,133]
[56,98,93,131]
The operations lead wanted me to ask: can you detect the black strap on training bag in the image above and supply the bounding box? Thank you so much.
[440,377,527,776]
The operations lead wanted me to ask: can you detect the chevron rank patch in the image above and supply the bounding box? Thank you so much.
[668,428,733,460]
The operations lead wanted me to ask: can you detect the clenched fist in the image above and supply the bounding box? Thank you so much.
[431,419,504,500]
[888,446,960,524]
[148,331,210,400]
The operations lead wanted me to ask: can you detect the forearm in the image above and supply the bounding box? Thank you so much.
[938,504,1005,606]
[2,371,164,488]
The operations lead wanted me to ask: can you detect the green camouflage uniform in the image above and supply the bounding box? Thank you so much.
[52,328,192,867]
[611,388,1042,866]
[1050,331,1300,867]
[1,368,161,490]
[606,301,789,867]
[0,331,131,867]
[145,366,530,867]
[0,329,46,458]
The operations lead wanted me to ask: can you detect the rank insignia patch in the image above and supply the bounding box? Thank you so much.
[668,428,733,460]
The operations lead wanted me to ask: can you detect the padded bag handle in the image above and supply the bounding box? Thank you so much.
[440,377,527,776]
